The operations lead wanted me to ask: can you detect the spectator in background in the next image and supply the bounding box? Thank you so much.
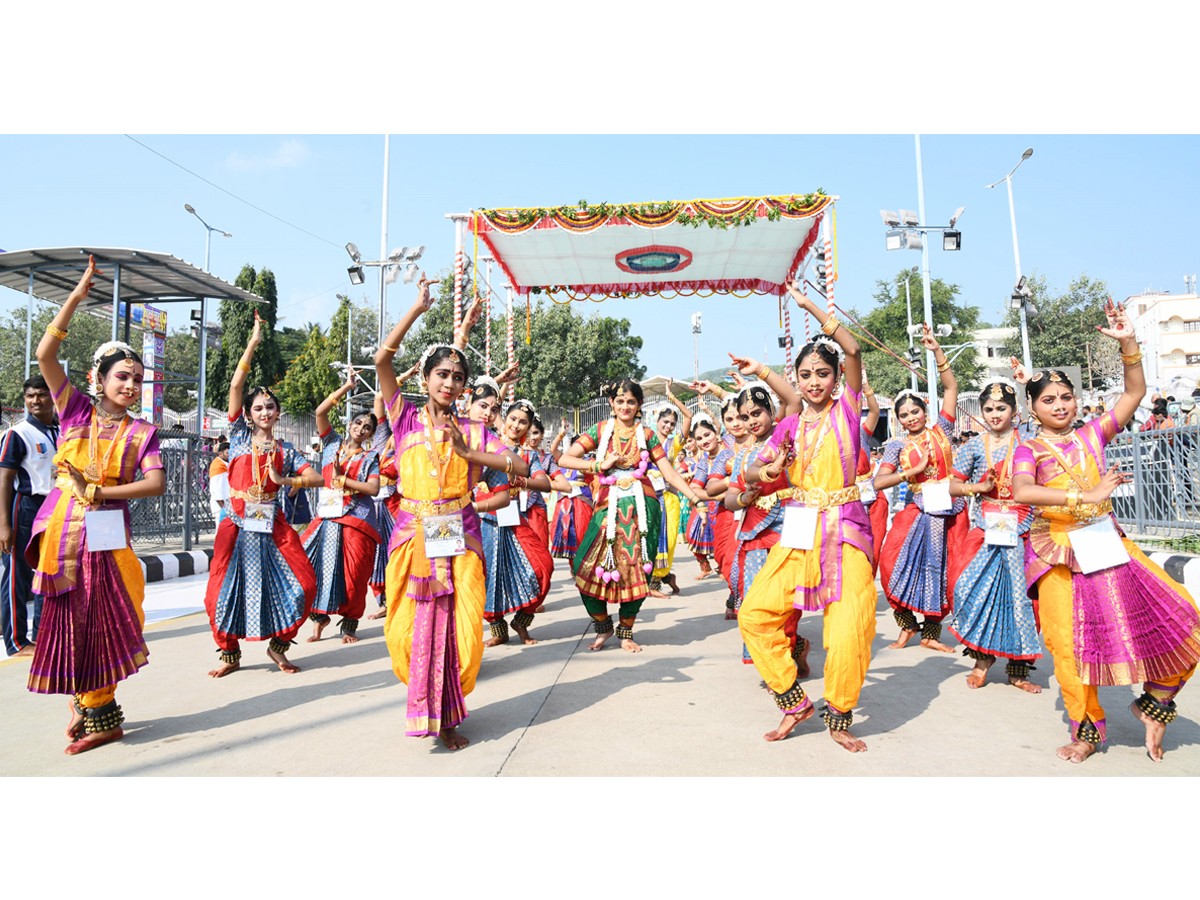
[1181,396,1200,428]
[0,375,58,657]
[208,439,230,522]
[161,422,188,451]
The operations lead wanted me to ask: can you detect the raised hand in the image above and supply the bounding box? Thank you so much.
[496,363,520,386]
[441,416,471,459]
[1009,356,1031,385]
[1085,466,1130,504]
[398,362,420,384]
[415,273,436,312]
[918,323,940,352]
[690,380,714,395]
[1097,297,1135,342]
[250,310,263,347]
[786,279,815,313]
[69,255,99,303]
[728,370,748,389]
[728,352,762,377]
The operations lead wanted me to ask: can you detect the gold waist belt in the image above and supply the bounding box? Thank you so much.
[769,484,861,510]
[231,486,278,502]
[1038,498,1113,523]
[398,494,471,521]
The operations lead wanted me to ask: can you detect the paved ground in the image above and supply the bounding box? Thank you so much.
[2,553,1197,777]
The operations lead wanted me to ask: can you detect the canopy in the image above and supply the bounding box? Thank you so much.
[468,194,833,299]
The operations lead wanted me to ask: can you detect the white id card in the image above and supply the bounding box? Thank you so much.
[1068,516,1130,574]
[519,490,529,512]
[733,507,745,523]
[983,509,1019,547]
[423,512,466,557]
[317,488,346,519]
[84,509,127,551]
[647,469,666,492]
[781,505,819,550]
[859,482,877,503]
[242,501,275,533]
[496,502,520,527]
[568,482,583,498]
[922,479,952,513]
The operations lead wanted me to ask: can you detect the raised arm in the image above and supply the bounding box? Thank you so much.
[727,352,802,417]
[786,280,862,392]
[229,310,263,420]
[1098,298,1145,428]
[666,383,693,439]
[918,323,956,420]
[37,255,98,402]
[453,292,485,350]
[374,273,436,404]
[317,376,357,436]
[861,367,880,434]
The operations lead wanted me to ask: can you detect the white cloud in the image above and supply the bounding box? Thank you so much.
[225,139,311,172]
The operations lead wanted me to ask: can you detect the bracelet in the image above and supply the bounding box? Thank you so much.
[85,483,98,505]
[505,456,514,475]
[383,343,400,354]
[821,315,841,337]
[936,358,950,373]
[46,324,68,341]
[862,387,875,397]
[1066,487,1080,509]
[237,361,251,374]
[738,490,752,509]
[758,365,771,380]
[1121,349,1143,365]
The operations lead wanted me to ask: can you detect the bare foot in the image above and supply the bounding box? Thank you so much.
[65,727,123,756]
[888,628,919,649]
[764,705,815,742]
[484,634,509,648]
[647,588,668,599]
[1130,700,1167,762]
[341,633,359,644]
[665,574,680,594]
[66,701,84,740]
[920,638,955,653]
[793,639,811,679]
[14,644,35,658]
[367,607,387,620]
[306,618,328,642]
[267,646,301,674]
[966,660,992,689]
[695,572,718,581]
[1009,677,1042,694]
[830,728,868,752]
[207,659,241,678]
[589,631,613,651]
[724,608,738,620]
[1055,740,1097,763]
[439,726,469,751]
[533,603,545,613]
[512,623,538,645]
[621,638,642,653]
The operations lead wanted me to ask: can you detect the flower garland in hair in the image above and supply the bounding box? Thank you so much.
[473,375,500,396]
[734,380,776,417]
[88,340,138,398]
[417,342,463,390]
[810,335,845,363]
[593,415,652,585]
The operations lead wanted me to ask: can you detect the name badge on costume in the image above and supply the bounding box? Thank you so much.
[1068,516,1130,574]
[983,509,1019,547]
[923,479,952,513]
[84,509,127,551]
[568,482,583,498]
[424,512,466,557]
[496,502,520,528]
[648,469,666,492]
[781,505,819,550]
[859,482,877,504]
[242,501,275,533]
[317,488,346,519]
[519,490,529,512]
[733,507,745,523]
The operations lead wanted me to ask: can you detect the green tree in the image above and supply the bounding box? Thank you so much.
[1001,274,1110,374]
[274,323,341,416]
[328,294,381,370]
[208,264,284,398]
[848,269,985,398]
[0,305,114,408]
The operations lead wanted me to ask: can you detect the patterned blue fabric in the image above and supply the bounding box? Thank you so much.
[213,529,309,638]
[886,512,949,616]
[317,428,379,534]
[304,518,347,615]
[370,496,395,587]
[480,467,541,618]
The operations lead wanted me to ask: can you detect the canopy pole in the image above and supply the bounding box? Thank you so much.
[453,218,465,337]
[24,272,34,380]
[111,262,122,341]
[484,257,492,372]
[505,284,515,401]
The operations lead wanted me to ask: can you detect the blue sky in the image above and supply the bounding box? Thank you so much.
[3,134,1196,381]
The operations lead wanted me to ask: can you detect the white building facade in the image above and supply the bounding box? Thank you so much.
[1127,289,1200,393]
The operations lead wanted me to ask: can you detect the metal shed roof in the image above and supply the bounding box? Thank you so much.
[0,247,262,307]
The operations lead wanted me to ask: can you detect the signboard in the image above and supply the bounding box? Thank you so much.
[138,305,166,425]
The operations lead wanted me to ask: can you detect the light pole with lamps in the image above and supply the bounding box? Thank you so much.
[184,203,231,435]
[901,265,920,391]
[986,147,1034,371]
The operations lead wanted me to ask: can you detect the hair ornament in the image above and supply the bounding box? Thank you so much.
[473,375,500,396]
[88,340,140,397]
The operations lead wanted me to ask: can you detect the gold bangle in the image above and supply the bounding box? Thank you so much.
[383,343,399,354]
[1121,350,1143,365]
[758,365,771,380]
[862,388,875,397]
[46,324,68,341]
[1066,487,1079,509]
[85,483,98,505]
[237,361,251,374]
[937,359,951,373]
[505,456,514,475]
[821,315,841,337]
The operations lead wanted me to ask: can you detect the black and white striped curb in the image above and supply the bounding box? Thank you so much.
[138,549,214,583]
[1147,552,1200,596]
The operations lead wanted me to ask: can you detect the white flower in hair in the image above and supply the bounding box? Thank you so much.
[810,335,845,361]
[89,340,139,397]
[416,342,463,388]
[473,375,500,395]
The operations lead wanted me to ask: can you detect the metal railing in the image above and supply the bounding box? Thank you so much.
[128,434,216,548]
[1107,424,1200,537]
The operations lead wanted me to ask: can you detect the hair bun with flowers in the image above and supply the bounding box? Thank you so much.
[473,375,500,396]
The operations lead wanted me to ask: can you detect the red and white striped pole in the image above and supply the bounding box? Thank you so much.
[453,217,464,337]
[824,219,835,318]
[484,265,492,373]
[783,301,794,384]
[505,285,516,400]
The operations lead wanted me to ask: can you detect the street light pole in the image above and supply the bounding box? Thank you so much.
[903,266,919,391]
[914,135,938,408]
[184,204,231,435]
[988,147,1034,370]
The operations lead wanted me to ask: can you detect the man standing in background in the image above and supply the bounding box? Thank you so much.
[0,375,59,657]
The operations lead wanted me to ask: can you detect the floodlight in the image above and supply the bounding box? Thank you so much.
[942,230,961,251]
[403,263,420,284]
[885,229,905,251]
[409,245,425,261]
[935,324,952,337]
[905,233,924,251]
[345,242,362,263]
[348,265,365,285]
[899,209,919,226]
[949,206,965,228]
[389,247,408,262]
[385,264,403,285]
[879,210,900,227]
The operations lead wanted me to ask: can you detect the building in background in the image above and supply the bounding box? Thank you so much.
[971,326,1017,383]
[1128,280,1200,394]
